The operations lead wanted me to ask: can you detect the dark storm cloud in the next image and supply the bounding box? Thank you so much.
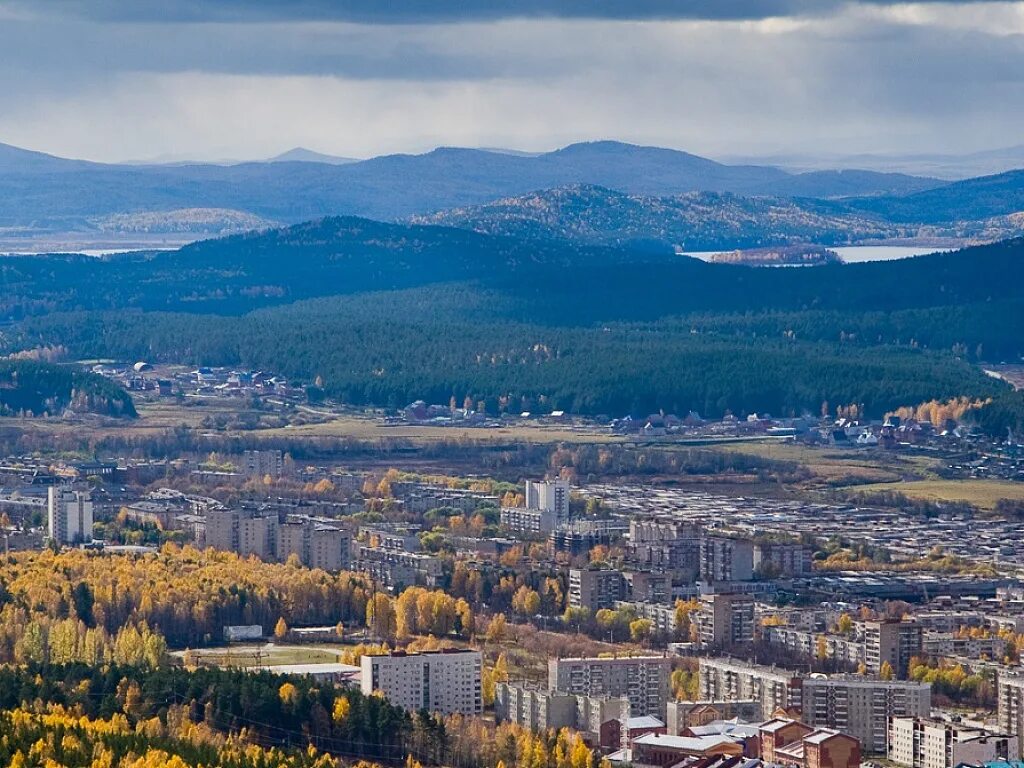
[9,0,998,24]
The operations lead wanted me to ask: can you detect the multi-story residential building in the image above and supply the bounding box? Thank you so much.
[627,518,701,580]
[699,536,754,583]
[205,507,278,560]
[355,546,443,589]
[698,658,804,720]
[696,592,755,648]
[802,676,932,754]
[277,517,351,571]
[361,649,482,716]
[500,506,559,534]
[922,632,1007,660]
[495,683,578,731]
[888,716,1020,768]
[624,571,672,603]
[358,524,421,552]
[47,485,93,545]
[863,620,923,678]
[549,656,671,717]
[569,567,625,611]
[501,478,571,533]
[753,541,814,577]
[569,568,671,613]
[619,601,680,636]
[763,619,923,678]
[997,671,1024,737]
[495,681,630,744]
[242,449,284,478]
[525,479,570,524]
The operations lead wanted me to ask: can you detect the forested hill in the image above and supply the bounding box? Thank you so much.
[1,216,1021,317]
[410,184,900,250]
[0,360,135,418]
[3,221,1022,420]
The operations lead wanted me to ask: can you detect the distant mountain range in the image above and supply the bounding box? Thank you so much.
[0,140,938,235]
[3,139,1024,253]
[723,144,1024,181]
[266,147,359,165]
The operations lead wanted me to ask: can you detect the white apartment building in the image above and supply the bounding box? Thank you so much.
[998,671,1024,737]
[47,485,93,545]
[888,717,1019,768]
[361,649,482,715]
[525,479,570,523]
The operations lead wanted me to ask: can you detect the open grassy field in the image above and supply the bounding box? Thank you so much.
[170,643,347,668]
[713,441,917,486]
[255,414,620,444]
[846,478,1024,510]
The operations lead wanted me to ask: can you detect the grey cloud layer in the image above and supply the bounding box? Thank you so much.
[9,0,998,23]
[0,0,1021,160]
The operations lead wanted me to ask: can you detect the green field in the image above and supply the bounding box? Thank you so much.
[848,479,1024,510]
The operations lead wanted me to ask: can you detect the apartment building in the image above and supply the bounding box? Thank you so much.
[47,485,93,545]
[997,671,1024,737]
[802,676,932,754]
[764,619,923,677]
[699,536,754,583]
[205,507,279,559]
[496,681,630,744]
[502,479,571,533]
[698,658,804,720]
[753,541,814,577]
[569,568,671,612]
[277,517,351,571]
[863,620,923,678]
[570,567,625,611]
[627,518,701,580]
[525,479,570,524]
[360,649,482,715]
[355,546,443,589]
[242,449,284,478]
[888,716,1020,768]
[549,656,671,717]
[696,592,755,648]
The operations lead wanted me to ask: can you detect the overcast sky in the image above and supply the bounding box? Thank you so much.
[0,1,1022,162]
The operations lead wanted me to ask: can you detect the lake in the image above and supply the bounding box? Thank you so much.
[682,244,953,264]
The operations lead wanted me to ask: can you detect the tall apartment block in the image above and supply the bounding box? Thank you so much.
[205,507,279,560]
[998,671,1024,737]
[802,676,932,754]
[525,479,570,524]
[699,536,754,583]
[696,592,755,648]
[361,649,482,715]
[242,449,285,478]
[549,656,671,717]
[47,485,93,545]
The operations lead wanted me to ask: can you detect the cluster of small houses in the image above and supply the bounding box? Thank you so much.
[92,362,303,400]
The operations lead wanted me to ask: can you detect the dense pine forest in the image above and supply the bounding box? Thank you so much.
[2,218,1021,420]
[0,360,135,418]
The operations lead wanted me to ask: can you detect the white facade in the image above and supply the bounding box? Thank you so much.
[361,649,482,715]
[47,485,93,544]
[525,479,570,524]
[889,717,1020,768]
